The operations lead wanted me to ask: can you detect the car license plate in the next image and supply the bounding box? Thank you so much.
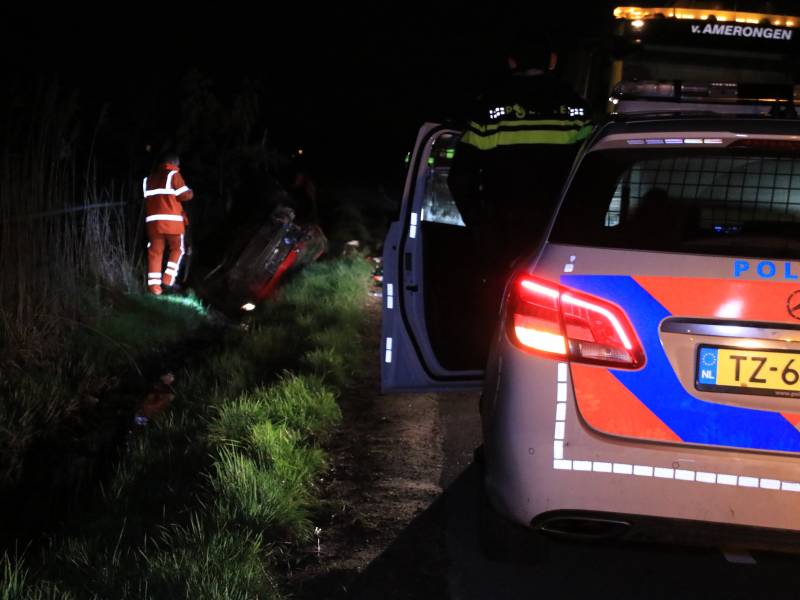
[696,345,800,398]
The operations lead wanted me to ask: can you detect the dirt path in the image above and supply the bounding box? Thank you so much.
[288,296,449,599]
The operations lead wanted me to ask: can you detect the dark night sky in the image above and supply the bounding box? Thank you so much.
[6,0,800,251]
[1,3,619,178]
[4,0,800,250]
[12,2,794,187]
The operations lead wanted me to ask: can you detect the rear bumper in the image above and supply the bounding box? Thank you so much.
[482,345,800,543]
[530,509,800,553]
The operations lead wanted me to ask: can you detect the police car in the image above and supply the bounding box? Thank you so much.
[382,6,800,557]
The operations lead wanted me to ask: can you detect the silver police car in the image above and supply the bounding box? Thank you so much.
[382,83,800,556]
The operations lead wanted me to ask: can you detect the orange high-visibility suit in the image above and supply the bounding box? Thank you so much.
[143,163,193,294]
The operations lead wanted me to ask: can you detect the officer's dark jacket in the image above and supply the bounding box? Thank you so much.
[448,71,592,232]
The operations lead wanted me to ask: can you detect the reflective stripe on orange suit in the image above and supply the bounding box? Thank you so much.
[143,163,193,235]
[143,163,192,291]
[148,234,185,288]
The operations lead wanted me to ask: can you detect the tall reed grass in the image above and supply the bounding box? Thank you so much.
[0,84,148,496]
[1,84,139,338]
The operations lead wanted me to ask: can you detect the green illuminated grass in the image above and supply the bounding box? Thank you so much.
[209,438,324,539]
[3,256,370,598]
[87,291,209,359]
[301,347,349,389]
[208,395,272,448]
[260,374,341,441]
[141,517,279,600]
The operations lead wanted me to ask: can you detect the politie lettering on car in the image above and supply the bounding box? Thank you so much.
[734,259,800,280]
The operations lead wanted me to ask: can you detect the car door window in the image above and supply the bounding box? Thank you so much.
[420,133,465,227]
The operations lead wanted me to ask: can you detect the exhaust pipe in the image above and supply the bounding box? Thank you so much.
[536,515,632,540]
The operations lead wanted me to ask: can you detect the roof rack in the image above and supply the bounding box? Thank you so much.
[610,80,799,117]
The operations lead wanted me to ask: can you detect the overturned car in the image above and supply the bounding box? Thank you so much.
[199,206,327,314]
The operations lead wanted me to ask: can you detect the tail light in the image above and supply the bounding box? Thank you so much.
[507,276,645,369]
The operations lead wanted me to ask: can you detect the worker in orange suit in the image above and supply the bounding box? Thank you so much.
[142,152,194,295]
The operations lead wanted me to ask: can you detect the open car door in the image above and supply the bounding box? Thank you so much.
[381,123,487,392]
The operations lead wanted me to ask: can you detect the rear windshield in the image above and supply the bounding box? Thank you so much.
[550,149,800,259]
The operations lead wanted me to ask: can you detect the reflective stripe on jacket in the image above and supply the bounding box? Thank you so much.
[448,72,593,230]
[143,164,193,235]
[460,117,593,150]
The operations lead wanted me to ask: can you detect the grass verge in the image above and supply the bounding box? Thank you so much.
[1,256,371,598]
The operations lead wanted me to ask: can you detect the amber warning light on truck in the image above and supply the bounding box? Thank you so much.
[614,6,799,28]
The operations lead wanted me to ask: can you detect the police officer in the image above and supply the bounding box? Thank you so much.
[448,28,592,271]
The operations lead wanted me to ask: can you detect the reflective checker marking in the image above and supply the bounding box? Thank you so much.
[563,255,576,273]
[385,337,393,364]
[552,363,800,493]
[386,283,394,310]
